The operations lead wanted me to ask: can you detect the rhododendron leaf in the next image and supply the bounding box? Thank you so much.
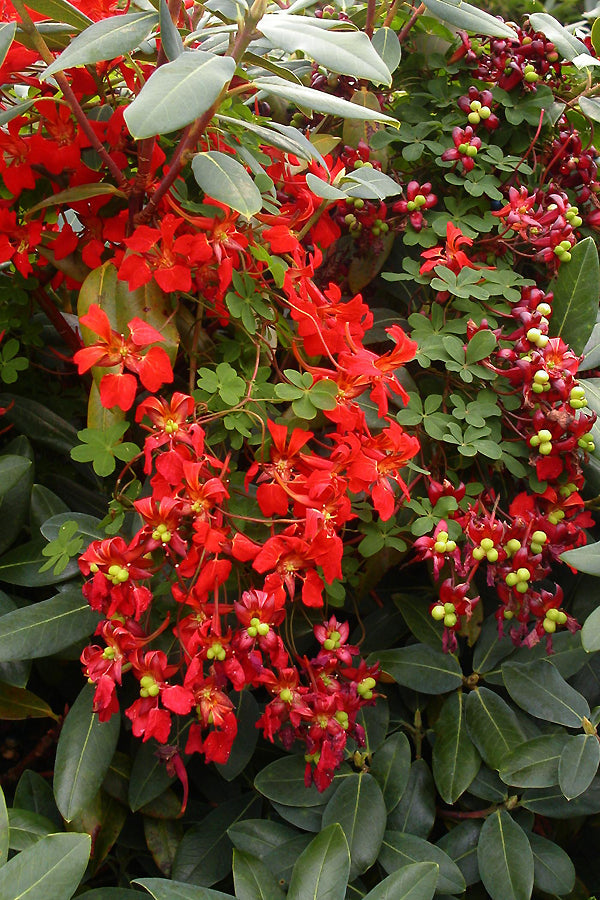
[159,0,184,61]
[192,152,262,219]
[54,684,120,821]
[558,733,600,800]
[477,811,533,900]
[0,683,58,721]
[232,849,286,900]
[0,786,6,865]
[254,755,341,807]
[0,22,15,70]
[386,760,435,837]
[502,660,590,728]
[252,77,398,123]
[378,833,465,895]
[432,691,481,804]
[258,16,392,86]
[465,687,525,770]
[361,863,438,900]
[369,732,411,813]
[0,587,98,660]
[528,833,575,896]
[422,0,518,39]
[135,879,235,899]
[549,236,599,355]
[42,13,159,78]
[124,52,236,139]
[287,823,349,900]
[0,832,91,900]
[23,0,93,29]
[498,735,567,788]
[436,819,481,887]
[372,27,401,75]
[322,773,386,879]
[372,644,462,693]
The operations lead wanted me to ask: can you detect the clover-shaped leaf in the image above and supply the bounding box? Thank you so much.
[71,423,140,477]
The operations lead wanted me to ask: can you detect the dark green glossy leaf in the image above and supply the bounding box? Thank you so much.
[0,682,59,720]
[254,755,342,807]
[172,794,261,886]
[528,832,575,895]
[0,438,34,557]
[0,785,7,865]
[322,773,386,879]
[228,820,300,860]
[0,455,31,498]
[286,823,350,900]
[261,835,313,887]
[0,588,98,660]
[521,776,600,816]
[432,691,480,804]
[393,594,442,648]
[30,485,69,533]
[477,811,534,900]
[374,645,462,694]
[361,863,438,900]
[387,759,436,838]
[379,832,465,895]
[499,734,567,788]
[124,52,236,139]
[549,236,599,354]
[53,684,120,821]
[369,731,411,813]
[270,801,325,833]
[0,395,78,455]
[581,603,600,651]
[355,696,389,755]
[8,809,56,850]
[0,832,91,900]
[502,660,590,727]
[129,741,175,811]
[558,733,600,799]
[472,616,515,674]
[436,820,482,887]
[465,688,525,770]
[144,817,182,877]
[14,770,62,828]
[135,879,235,899]
[232,849,286,900]
[78,891,145,899]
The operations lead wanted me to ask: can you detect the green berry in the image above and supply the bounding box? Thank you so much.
[431,604,446,620]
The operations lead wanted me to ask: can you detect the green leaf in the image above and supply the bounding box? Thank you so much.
[258,16,391,85]
[0,682,59,721]
[582,604,600,651]
[124,51,236,139]
[27,184,126,217]
[558,733,600,800]
[549,237,599,354]
[372,27,401,75]
[232,849,286,900]
[579,95,600,123]
[362,864,438,900]
[386,760,435,838]
[0,22,15,71]
[42,12,159,77]
[0,455,30,497]
[521,778,600,817]
[14,770,62,829]
[228,820,300,860]
[129,741,175,812]
[465,687,525,770]
[134,880,236,899]
[379,832,465,895]
[436,820,481,887]
[477,811,534,900]
[422,0,518,38]
[562,539,600,577]
[528,833,575,896]
[432,691,480,804]
[77,891,144,899]
[254,755,342,807]
[0,785,7,866]
[373,644,462,693]
[252,76,397,124]
[498,734,567,788]
[0,588,98,660]
[502,659,590,728]
[465,329,496,364]
[192,151,262,218]
[159,0,183,60]
[528,12,588,61]
[20,0,92,29]
[0,395,78,455]
[53,684,120,821]
[369,731,411,813]
[8,809,56,850]
[321,773,386,880]
[172,794,261,886]
[0,832,91,900]
[286,823,350,900]
[215,690,259,780]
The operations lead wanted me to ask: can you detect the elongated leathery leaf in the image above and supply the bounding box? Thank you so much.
[477,811,534,900]
[54,684,120,821]
[502,659,590,727]
[0,588,99,660]
[0,832,91,900]
[432,691,480,803]
[124,51,236,139]
[286,824,350,900]
[322,773,386,879]
[549,236,599,354]
[43,12,159,77]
